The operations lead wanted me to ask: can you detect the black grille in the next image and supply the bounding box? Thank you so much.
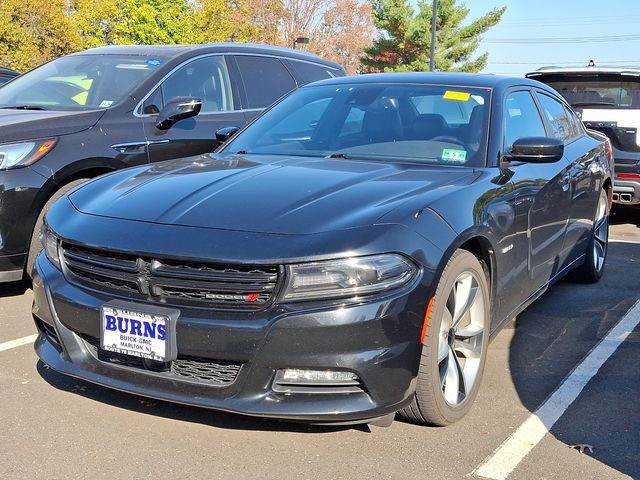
[35,318,62,352]
[61,243,279,309]
[171,357,242,384]
[82,336,242,386]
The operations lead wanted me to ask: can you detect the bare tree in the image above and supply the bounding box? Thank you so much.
[244,0,286,45]
[281,0,328,47]
[312,0,375,74]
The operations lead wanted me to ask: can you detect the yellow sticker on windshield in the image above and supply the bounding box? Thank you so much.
[443,90,471,101]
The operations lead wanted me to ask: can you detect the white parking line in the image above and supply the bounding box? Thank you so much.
[474,299,640,480]
[0,334,38,353]
[610,238,640,244]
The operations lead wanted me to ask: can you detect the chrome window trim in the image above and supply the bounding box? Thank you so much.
[134,52,341,118]
[134,53,230,118]
[231,52,342,72]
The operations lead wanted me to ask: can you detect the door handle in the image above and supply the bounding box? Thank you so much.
[111,140,170,154]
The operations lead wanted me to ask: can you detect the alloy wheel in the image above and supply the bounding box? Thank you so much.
[593,192,609,272]
[437,271,486,406]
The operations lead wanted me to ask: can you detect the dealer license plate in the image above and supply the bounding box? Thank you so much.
[100,305,170,361]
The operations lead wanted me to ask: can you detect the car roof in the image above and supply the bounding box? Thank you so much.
[304,71,547,90]
[526,66,640,77]
[70,43,342,69]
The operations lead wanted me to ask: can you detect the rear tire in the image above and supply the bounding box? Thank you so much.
[398,249,490,426]
[573,188,609,283]
[26,178,90,278]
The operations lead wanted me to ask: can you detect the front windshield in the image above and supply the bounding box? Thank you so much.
[0,54,165,110]
[222,83,491,166]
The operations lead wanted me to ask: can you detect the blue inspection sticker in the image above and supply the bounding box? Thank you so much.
[146,59,164,67]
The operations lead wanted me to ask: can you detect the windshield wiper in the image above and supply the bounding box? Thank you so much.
[0,105,48,111]
[570,101,616,107]
[326,152,351,159]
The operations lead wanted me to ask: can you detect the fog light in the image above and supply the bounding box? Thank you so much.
[277,368,359,385]
[273,369,363,394]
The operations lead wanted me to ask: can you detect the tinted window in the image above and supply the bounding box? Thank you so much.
[141,86,163,114]
[269,97,332,136]
[288,60,335,85]
[0,75,13,86]
[534,74,640,109]
[504,91,546,150]
[152,56,233,113]
[410,93,484,125]
[222,83,491,167]
[564,105,584,138]
[235,56,297,109]
[536,93,576,142]
[0,55,162,110]
[339,107,366,136]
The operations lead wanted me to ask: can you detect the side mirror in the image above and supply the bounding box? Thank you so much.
[156,97,202,130]
[505,136,564,163]
[215,126,240,143]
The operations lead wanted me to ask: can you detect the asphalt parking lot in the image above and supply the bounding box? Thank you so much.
[1,206,638,480]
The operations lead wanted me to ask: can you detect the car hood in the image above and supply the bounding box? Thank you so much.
[0,109,105,143]
[68,154,476,235]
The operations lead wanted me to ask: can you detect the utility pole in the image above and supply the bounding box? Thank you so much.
[429,0,437,71]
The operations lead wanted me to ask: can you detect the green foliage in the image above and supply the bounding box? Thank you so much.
[0,0,374,73]
[190,0,259,44]
[0,0,258,71]
[117,0,195,45]
[362,0,506,73]
[0,0,81,72]
[73,0,195,46]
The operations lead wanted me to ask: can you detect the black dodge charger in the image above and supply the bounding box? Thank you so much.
[32,73,613,427]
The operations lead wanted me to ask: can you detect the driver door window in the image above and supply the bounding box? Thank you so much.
[503,91,547,151]
[141,56,233,114]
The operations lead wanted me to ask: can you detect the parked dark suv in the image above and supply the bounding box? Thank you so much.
[0,67,18,86]
[0,44,344,282]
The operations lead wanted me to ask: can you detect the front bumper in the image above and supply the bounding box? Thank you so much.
[32,253,427,424]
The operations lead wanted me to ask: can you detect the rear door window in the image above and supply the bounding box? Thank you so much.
[504,91,547,150]
[235,56,297,109]
[287,60,336,85]
[536,93,578,143]
[564,105,584,138]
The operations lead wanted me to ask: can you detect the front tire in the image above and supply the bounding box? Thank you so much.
[26,178,90,278]
[399,249,490,426]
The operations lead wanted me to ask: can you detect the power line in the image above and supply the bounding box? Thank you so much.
[484,34,640,44]
[488,60,640,65]
[500,14,640,25]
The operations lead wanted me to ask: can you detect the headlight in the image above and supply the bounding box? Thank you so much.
[0,138,56,170]
[40,223,61,269]
[281,254,418,302]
